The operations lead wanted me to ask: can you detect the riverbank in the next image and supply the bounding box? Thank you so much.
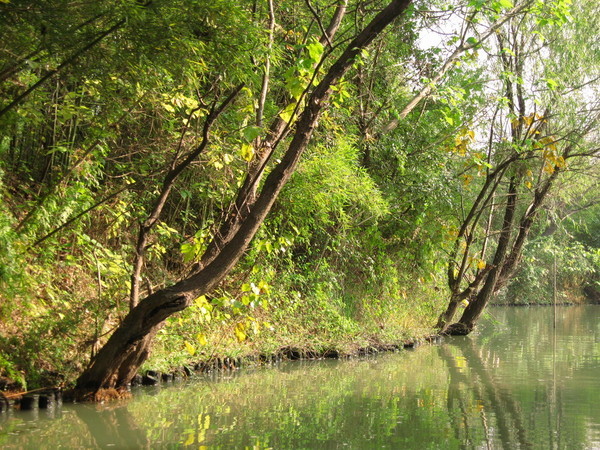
[4,278,596,402]
[0,276,443,403]
[2,331,444,407]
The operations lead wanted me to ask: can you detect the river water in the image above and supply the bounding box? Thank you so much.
[1,305,599,449]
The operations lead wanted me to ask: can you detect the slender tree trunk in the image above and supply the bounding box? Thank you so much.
[199,1,349,271]
[129,86,243,309]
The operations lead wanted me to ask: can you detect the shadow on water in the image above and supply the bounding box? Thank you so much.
[1,306,599,449]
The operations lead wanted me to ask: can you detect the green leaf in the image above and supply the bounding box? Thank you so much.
[544,78,558,90]
[242,126,262,143]
[286,76,306,100]
[501,47,516,57]
[468,0,486,10]
[180,242,197,263]
[492,0,513,11]
[306,39,324,62]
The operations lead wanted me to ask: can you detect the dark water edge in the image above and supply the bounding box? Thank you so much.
[1,305,600,449]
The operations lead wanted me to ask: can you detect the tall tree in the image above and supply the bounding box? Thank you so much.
[74,0,414,395]
[437,0,600,334]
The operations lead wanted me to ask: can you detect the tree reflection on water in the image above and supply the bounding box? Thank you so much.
[1,306,599,449]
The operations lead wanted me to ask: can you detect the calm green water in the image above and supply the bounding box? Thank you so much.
[2,305,600,449]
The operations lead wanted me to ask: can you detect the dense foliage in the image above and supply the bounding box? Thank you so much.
[0,0,597,389]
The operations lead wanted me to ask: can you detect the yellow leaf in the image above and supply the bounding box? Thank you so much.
[234,322,247,342]
[279,103,297,124]
[461,299,470,307]
[477,260,486,270]
[525,181,532,189]
[184,341,196,356]
[184,433,195,446]
[197,333,208,346]
[240,143,254,162]
[540,136,557,147]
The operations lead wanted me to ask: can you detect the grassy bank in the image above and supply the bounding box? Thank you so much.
[0,253,443,391]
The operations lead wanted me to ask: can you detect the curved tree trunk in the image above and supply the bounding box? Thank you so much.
[75,0,413,394]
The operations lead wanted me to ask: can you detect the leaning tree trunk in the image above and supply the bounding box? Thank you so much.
[74,0,413,395]
[445,168,561,335]
[442,176,519,335]
[198,1,348,270]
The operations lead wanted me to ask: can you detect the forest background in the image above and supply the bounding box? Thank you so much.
[0,0,598,391]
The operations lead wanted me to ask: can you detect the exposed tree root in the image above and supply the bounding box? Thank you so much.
[65,387,131,403]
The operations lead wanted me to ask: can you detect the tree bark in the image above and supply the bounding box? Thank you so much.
[75,0,413,394]
[447,168,559,334]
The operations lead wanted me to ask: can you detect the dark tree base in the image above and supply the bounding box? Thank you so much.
[443,322,473,336]
[65,387,131,403]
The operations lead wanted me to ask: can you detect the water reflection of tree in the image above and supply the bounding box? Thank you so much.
[441,306,600,450]
[75,403,150,449]
[68,307,600,448]
[440,339,532,449]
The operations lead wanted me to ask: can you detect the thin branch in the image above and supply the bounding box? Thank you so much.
[305,0,333,47]
[257,0,275,128]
